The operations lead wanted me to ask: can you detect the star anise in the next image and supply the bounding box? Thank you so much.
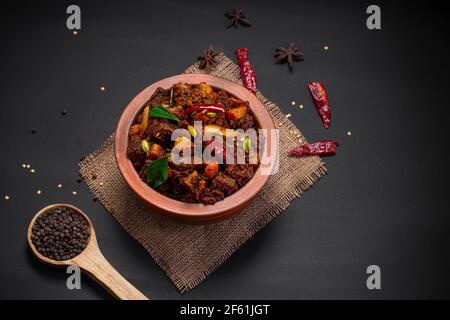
[197,45,220,73]
[274,42,304,70]
[225,9,252,28]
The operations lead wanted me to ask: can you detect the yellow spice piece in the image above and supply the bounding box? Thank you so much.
[187,125,197,137]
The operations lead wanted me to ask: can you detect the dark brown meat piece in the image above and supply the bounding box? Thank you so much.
[180,170,201,192]
[189,85,215,105]
[148,87,168,105]
[212,172,238,196]
[216,90,234,109]
[213,112,227,127]
[145,118,176,144]
[127,135,146,168]
[181,184,225,204]
[168,167,192,195]
[173,83,191,106]
[229,112,255,131]
[138,159,152,180]
[224,164,255,187]
[200,188,225,204]
[238,113,255,131]
[166,105,185,120]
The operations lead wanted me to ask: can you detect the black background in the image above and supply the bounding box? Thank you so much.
[0,0,449,299]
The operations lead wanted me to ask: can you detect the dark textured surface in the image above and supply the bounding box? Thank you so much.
[0,0,449,299]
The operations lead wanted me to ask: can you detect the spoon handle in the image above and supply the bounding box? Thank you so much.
[75,246,148,300]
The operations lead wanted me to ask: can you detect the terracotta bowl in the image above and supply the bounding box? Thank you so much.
[115,74,276,223]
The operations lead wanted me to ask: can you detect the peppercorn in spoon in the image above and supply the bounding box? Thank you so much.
[27,203,148,300]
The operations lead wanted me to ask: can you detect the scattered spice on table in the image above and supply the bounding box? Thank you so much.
[31,207,90,261]
[235,48,257,95]
[72,191,77,195]
[100,86,106,91]
[324,45,329,50]
[31,130,36,134]
[291,101,296,106]
[225,9,251,28]
[21,164,26,168]
[36,190,42,195]
[57,184,62,188]
[4,195,10,200]
[30,169,35,173]
[197,45,220,73]
[308,82,331,129]
[61,110,68,116]
[347,131,352,136]
[289,140,339,156]
[274,42,304,70]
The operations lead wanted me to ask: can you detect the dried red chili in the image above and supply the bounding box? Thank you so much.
[289,140,339,156]
[308,82,331,129]
[184,104,225,114]
[236,48,257,95]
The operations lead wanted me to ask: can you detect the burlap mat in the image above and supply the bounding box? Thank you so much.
[79,53,327,292]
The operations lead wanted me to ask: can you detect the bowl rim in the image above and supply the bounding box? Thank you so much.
[115,74,276,221]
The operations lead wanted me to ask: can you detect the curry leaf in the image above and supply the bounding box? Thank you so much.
[146,156,169,188]
[149,105,180,123]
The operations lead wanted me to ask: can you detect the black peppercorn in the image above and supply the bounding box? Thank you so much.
[31,207,90,261]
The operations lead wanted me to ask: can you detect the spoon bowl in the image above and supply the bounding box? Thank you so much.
[28,203,148,300]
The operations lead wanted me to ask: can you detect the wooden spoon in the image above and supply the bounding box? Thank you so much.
[27,203,149,300]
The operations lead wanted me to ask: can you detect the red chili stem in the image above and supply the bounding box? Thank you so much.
[184,104,225,114]
[308,82,331,129]
[289,140,339,156]
[236,48,257,95]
